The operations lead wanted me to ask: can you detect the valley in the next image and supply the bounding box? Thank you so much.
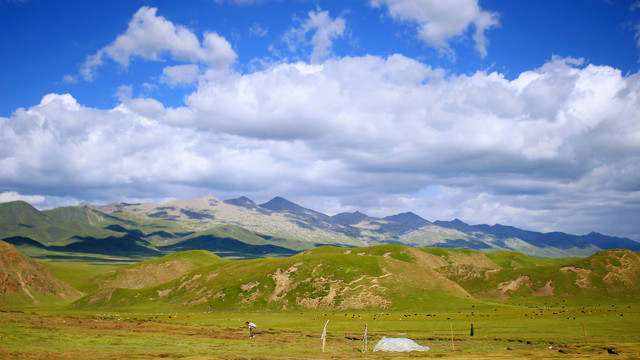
[1,195,640,358]
[1,239,639,358]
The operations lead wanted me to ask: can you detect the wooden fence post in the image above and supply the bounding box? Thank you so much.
[321,320,329,353]
[363,324,368,353]
[582,321,590,344]
[484,336,494,350]
[450,323,455,350]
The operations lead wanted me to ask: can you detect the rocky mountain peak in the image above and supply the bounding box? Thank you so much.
[224,196,259,209]
[331,211,371,225]
[384,212,431,228]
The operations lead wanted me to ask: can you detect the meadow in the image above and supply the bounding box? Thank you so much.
[1,298,638,359]
[2,244,640,359]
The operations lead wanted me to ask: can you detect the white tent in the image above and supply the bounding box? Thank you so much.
[372,336,430,352]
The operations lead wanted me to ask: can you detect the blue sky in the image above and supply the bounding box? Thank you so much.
[2,0,638,114]
[1,0,640,240]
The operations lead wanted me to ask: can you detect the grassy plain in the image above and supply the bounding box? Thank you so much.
[1,299,638,359]
[2,246,640,359]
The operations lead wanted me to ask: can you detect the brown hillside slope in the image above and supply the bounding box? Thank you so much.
[570,249,640,293]
[0,240,82,304]
[451,249,640,299]
[94,250,223,290]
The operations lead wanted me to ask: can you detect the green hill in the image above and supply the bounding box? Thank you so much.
[0,201,126,246]
[3,240,639,311]
[0,200,45,227]
[67,245,640,312]
[88,250,224,291]
[71,245,473,311]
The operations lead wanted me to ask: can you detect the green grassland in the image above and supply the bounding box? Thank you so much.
[2,243,640,359]
[0,303,638,359]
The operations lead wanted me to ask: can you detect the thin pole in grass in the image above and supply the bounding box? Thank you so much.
[484,336,494,350]
[321,320,329,353]
[363,323,368,353]
[582,321,590,344]
[450,323,455,350]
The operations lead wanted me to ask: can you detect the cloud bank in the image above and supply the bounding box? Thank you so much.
[3,54,639,238]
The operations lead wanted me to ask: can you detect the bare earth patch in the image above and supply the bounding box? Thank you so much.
[531,280,554,297]
[603,251,640,291]
[560,266,592,289]
[497,275,530,299]
[269,262,302,302]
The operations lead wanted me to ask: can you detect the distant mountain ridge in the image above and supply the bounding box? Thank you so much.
[1,195,639,260]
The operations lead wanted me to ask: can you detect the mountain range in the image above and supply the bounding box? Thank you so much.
[1,194,639,260]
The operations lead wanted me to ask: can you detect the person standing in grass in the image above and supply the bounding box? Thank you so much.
[246,321,257,338]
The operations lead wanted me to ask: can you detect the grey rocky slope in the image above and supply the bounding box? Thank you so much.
[84,194,640,258]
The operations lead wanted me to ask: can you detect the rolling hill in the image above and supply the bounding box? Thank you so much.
[69,245,640,311]
[423,247,640,299]
[0,200,125,246]
[2,237,638,310]
[70,245,475,311]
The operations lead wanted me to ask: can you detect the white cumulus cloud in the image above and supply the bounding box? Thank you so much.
[285,9,346,63]
[161,64,200,86]
[78,6,236,81]
[370,0,499,57]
